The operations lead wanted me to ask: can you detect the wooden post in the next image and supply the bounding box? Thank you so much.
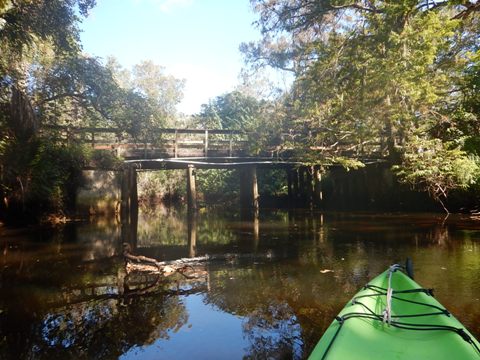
[187,165,197,210]
[253,212,259,251]
[229,131,233,157]
[253,166,259,210]
[240,166,259,211]
[174,129,178,158]
[129,166,138,219]
[204,129,209,157]
[120,167,130,221]
[121,165,138,249]
[187,211,197,258]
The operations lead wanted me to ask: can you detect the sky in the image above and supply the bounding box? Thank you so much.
[80,0,262,115]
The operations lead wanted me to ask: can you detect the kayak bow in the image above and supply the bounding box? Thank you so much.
[309,264,480,359]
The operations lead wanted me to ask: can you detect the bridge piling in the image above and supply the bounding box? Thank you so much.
[120,168,130,220]
[121,166,138,217]
[120,165,138,247]
[239,166,259,212]
[187,165,197,210]
[187,210,197,257]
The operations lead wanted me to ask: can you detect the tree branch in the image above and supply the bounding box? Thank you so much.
[415,1,449,12]
[37,92,88,105]
[329,2,381,13]
[452,2,480,19]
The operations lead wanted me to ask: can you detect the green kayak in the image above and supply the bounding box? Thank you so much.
[309,264,480,359]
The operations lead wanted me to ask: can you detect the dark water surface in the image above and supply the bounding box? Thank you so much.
[1,209,480,359]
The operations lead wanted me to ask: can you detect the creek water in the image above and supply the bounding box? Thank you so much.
[1,208,479,359]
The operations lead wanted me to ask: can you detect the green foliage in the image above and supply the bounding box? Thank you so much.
[393,136,480,211]
[258,169,288,196]
[32,55,124,127]
[462,50,480,117]
[463,136,480,157]
[137,171,186,203]
[28,142,87,208]
[192,90,287,158]
[244,0,480,207]
[0,0,96,59]
[196,169,238,204]
[131,60,185,126]
[0,134,123,220]
[0,0,96,102]
[193,91,264,130]
[88,149,123,170]
[0,2,185,220]
[0,138,90,217]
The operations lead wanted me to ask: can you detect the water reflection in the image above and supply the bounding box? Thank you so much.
[0,210,480,359]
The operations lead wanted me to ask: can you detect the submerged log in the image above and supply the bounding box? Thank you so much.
[123,243,208,279]
[122,243,279,279]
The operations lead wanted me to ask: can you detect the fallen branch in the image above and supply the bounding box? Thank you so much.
[123,243,208,279]
[122,243,280,278]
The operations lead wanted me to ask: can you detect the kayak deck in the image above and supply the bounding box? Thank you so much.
[309,266,480,359]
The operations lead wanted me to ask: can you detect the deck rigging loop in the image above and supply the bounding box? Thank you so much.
[383,264,403,325]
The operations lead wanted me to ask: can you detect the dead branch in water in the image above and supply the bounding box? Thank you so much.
[122,243,279,279]
[123,243,208,279]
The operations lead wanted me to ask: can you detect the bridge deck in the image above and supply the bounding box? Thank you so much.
[125,157,302,170]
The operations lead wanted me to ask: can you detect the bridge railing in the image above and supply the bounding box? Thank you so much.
[41,125,251,159]
[41,125,388,161]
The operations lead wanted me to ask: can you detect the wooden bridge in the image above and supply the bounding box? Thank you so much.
[44,125,253,160]
[43,125,387,218]
[43,125,386,163]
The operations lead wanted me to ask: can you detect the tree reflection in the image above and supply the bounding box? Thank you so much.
[203,263,350,360]
[35,293,188,360]
[0,255,208,360]
[241,302,303,360]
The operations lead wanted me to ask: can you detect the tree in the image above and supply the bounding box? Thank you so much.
[0,0,97,97]
[131,60,185,127]
[193,91,264,130]
[0,0,98,222]
[393,136,479,213]
[32,55,123,127]
[243,0,480,207]
[106,58,185,139]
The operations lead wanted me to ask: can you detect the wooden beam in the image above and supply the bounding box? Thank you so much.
[186,165,197,210]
